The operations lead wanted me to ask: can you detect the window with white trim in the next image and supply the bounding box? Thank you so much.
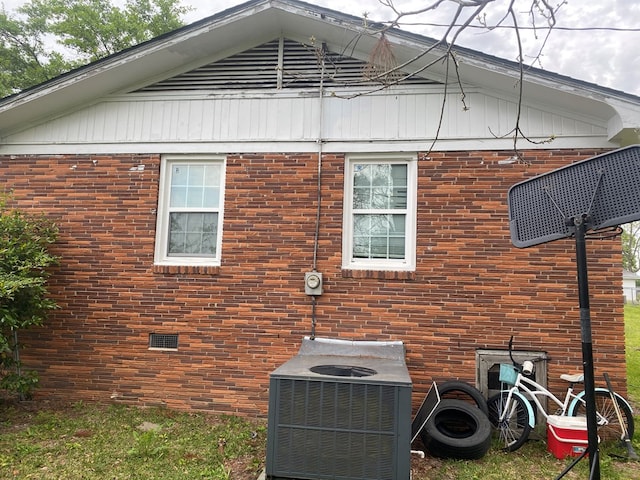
[342,154,417,271]
[154,155,225,266]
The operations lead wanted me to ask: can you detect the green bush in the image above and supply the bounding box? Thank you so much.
[0,193,58,398]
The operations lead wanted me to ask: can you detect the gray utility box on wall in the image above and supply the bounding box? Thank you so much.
[266,337,412,480]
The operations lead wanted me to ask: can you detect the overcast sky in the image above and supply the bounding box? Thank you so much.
[3,0,640,96]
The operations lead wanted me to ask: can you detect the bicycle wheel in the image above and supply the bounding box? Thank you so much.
[569,390,635,443]
[487,391,532,452]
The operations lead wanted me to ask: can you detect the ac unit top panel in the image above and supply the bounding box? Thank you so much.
[270,336,412,386]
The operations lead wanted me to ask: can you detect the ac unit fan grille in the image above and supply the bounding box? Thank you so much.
[270,378,399,480]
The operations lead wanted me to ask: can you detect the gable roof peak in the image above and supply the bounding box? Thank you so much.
[1,0,639,144]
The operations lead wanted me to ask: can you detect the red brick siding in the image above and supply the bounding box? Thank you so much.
[0,149,625,416]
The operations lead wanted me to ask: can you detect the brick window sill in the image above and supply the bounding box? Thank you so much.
[153,265,220,275]
[341,269,416,281]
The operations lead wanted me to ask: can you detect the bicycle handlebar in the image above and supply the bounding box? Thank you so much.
[508,335,516,366]
[507,336,547,376]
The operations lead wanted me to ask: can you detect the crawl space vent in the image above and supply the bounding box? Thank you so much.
[266,337,412,480]
[149,333,179,350]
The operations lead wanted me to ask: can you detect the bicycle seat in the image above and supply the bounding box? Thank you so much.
[560,373,584,383]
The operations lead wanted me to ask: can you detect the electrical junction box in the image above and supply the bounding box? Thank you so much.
[304,271,323,295]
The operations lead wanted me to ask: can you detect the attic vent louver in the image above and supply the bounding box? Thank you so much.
[149,333,179,350]
[135,38,436,92]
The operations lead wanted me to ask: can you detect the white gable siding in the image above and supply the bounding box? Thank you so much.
[1,86,609,154]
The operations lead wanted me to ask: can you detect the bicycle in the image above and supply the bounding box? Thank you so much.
[487,337,635,452]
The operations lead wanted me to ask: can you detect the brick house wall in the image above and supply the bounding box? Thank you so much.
[1,148,625,416]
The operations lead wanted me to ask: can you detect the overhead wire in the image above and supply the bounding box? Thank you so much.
[385,23,640,32]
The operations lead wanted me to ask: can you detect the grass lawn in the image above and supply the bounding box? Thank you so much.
[625,304,640,405]
[0,402,266,480]
[1,308,639,479]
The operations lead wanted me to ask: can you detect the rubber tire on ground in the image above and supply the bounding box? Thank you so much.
[486,391,532,452]
[420,399,492,460]
[437,380,489,416]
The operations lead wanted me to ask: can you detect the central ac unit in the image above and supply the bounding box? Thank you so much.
[266,337,412,480]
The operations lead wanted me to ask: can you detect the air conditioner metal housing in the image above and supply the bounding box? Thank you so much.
[266,337,412,480]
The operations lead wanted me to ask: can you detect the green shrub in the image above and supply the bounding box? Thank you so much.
[0,193,58,398]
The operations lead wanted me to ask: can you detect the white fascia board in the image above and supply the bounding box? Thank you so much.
[0,136,617,156]
[605,97,640,145]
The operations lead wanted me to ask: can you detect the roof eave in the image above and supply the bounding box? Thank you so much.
[605,97,640,145]
[1,0,639,141]
[0,0,279,131]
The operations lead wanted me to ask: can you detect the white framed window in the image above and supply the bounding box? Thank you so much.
[154,155,226,266]
[342,154,417,271]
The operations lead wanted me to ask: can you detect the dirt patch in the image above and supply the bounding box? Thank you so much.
[225,455,262,480]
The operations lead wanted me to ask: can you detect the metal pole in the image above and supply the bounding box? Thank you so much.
[12,328,25,401]
[573,214,600,480]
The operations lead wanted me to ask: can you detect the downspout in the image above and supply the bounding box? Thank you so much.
[310,45,326,340]
[312,47,325,272]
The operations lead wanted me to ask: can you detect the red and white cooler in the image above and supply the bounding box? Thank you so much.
[546,415,590,459]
